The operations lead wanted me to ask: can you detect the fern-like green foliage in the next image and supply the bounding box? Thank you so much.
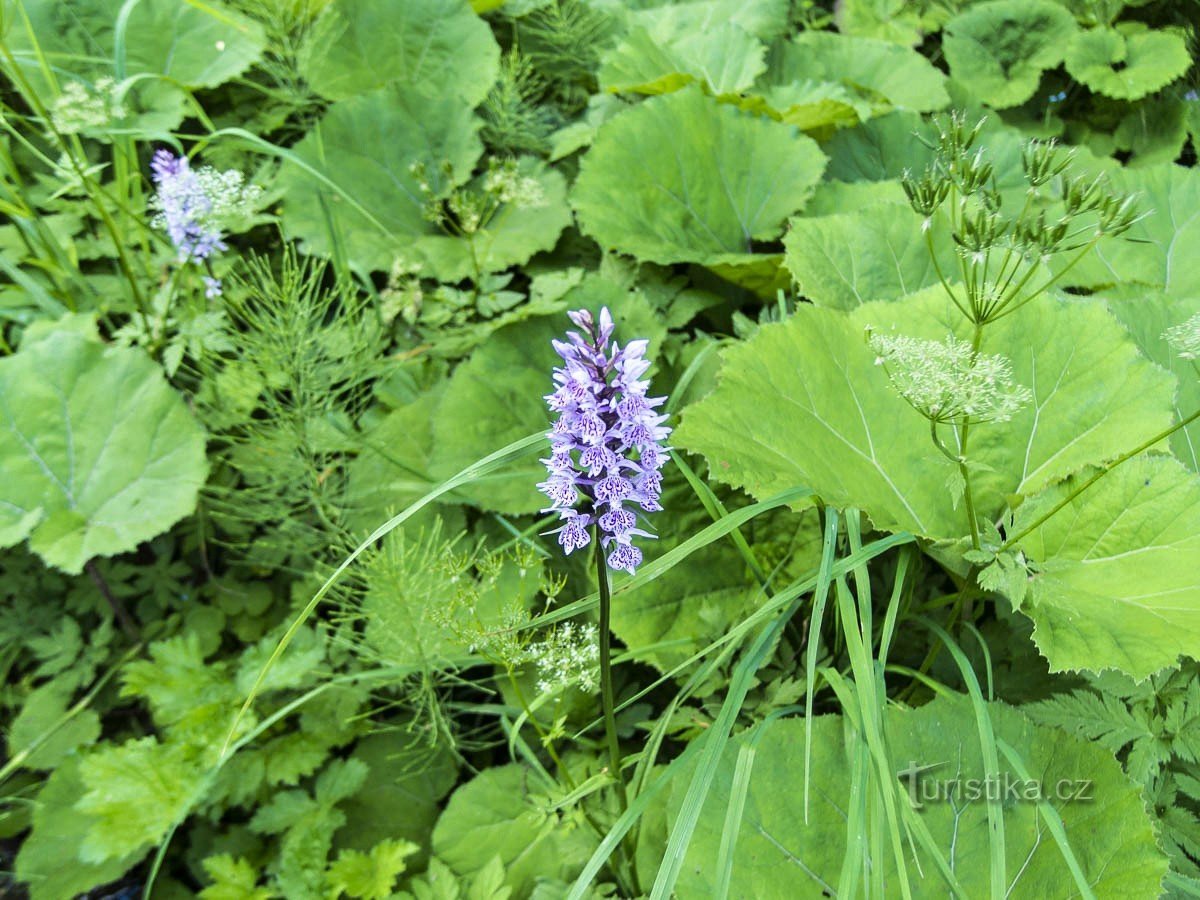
[515,0,615,112]
[480,52,560,156]
[1029,663,1200,881]
[195,249,389,570]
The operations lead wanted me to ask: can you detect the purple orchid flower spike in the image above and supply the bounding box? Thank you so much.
[537,307,671,574]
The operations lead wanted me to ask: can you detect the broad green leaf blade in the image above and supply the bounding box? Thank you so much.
[655,696,1167,897]
[278,83,482,274]
[300,0,499,102]
[121,0,265,88]
[1102,287,1200,471]
[432,764,596,895]
[761,31,949,115]
[1060,163,1200,296]
[943,0,1077,109]
[1064,26,1191,102]
[1011,455,1200,679]
[600,23,767,96]
[0,331,208,574]
[783,204,956,308]
[571,86,827,266]
[15,758,145,900]
[675,290,1175,540]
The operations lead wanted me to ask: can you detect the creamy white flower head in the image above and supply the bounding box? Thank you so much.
[52,78,125,134]
[1163,312,1200,361]
[868,330,1032,424]
[524,622,599,695]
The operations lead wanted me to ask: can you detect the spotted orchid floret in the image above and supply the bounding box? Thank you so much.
[149,149,262,293]
[537,307,671,574]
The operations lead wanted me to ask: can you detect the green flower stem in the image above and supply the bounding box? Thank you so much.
[1003,404,1200,549]
[594,529,629,815]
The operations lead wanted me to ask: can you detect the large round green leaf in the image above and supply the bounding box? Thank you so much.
[1064,26,1191,102]
[657,696,1167,896]
[761,32,949,115]
[1012,455,1200,679]
[299,0,499,102]
[277,83,482,274]
[1056,162,1200,296]
[675,289,1175,540]
[943,0,1077,109]
[121,0,265,89]
[783,203,957,308]
[571,86,827,267]
[0,331,207,574]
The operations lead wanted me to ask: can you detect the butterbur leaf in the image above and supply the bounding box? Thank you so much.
[300,0,499,102]
[599,23,767,96]
[571,86,826,266]
[432,764,595,896]
[676,289,1174,541]
[760,32,949,116]
[942,0,1077,109]
[783,203,956,308]
[122,0,265,89]
[1064,27,1191,102]
[655,695,1167,896]
[1011,455,1200,679]
[278,83,481,274]
[0,331,207,574]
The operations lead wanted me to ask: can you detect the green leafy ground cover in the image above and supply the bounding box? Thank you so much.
[0,0,1198,897]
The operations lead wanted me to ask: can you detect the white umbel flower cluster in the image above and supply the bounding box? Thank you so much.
[52,78,125,134]
[868,331,1032,423]
[524,622,599,695]
[1164,312,1200,360]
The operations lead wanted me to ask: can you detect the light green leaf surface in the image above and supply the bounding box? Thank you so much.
[783,204,957,308]
[661,696,1167,896]
[432,764,596,896]
[761,32,949,114]
[600,23,766,95]
[676,290,1175,540]
[7,682,100,770]
[278,83,481,274]
[1012,455,1200,679]
[15,758,144,900]
[1064,26,1191,102]
[943,0,1077,109]
[300,0,499,102]
[1102,287,1200,470]
[1062,163,1200,295]
[122,0,265,88]
[0,331,208,573]
[572,87,826,266]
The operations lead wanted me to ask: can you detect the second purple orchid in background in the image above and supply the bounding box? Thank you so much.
[537,307,671,574]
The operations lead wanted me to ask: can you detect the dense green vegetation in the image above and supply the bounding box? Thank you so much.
[1,0,1199,897]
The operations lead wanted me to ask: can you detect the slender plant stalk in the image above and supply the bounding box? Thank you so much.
[85,559,138,640]
[594,529,628,813]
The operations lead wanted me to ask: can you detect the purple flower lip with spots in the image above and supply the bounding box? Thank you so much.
[537,307,671,574]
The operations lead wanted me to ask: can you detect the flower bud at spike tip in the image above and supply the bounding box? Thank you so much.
[537,307,670,574]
